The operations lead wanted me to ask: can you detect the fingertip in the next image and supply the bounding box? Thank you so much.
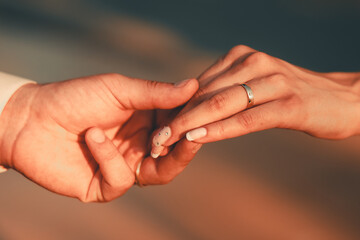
[174,78,192,88]
[86,127,106,144]
[167,78,199,106]
[185,127,207,142]
[174,78,198,88]
[186,132,194,141]
[151,152,160,159]
[151,145,164,159]
[180,78,199,94]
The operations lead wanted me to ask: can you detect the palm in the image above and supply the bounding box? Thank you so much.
[11,76,153,200]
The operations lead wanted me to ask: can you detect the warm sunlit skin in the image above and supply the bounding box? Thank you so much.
[151,45,360,154]
[0,74,201,202]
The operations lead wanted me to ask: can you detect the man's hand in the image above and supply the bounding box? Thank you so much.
[0,74,199,202]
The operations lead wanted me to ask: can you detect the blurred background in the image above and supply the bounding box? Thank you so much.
[1,0,360,239]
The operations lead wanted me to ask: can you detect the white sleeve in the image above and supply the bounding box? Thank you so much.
[0,72,36,173]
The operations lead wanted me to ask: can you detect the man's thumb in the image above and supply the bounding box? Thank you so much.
[120,77,199,110]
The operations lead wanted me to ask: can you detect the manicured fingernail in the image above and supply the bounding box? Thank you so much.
[186,128,207,141]
[174,79,191,88]
[91,128,106,143]
[151,152,160,159]
[152,126,171,147]
[151,146,164,159]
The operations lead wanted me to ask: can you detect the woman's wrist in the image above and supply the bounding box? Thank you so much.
[352,73,360,137]
[0,83,39,168]
[326,72,360,137]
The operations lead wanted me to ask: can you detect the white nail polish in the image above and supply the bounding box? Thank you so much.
[152,126,171,147]
[186,128,207,141]
[151,152,160,159]
[151,145,164,159]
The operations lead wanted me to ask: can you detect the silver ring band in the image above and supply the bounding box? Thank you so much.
[240,84,254,108]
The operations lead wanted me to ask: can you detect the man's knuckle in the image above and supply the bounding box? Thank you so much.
[146,80,160,90]
[102,150,119,162]
[145,80,165,106]
[108,173,134,194]
[121,174,136,190]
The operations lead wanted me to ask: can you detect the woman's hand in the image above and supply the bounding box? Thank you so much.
[150,45,360,156]
[0,74,199,202]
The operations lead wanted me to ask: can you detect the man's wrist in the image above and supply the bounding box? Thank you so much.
[0,83,39,169]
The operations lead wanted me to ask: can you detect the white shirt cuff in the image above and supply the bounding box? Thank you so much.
[0,72,36,172]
